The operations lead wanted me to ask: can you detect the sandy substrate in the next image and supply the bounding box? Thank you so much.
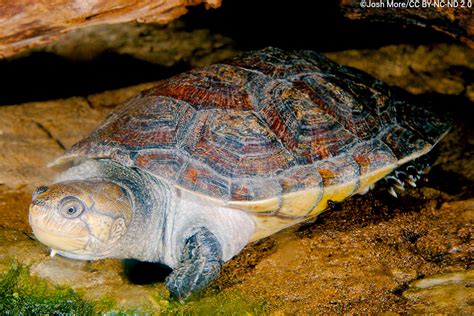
[0,44,472,313]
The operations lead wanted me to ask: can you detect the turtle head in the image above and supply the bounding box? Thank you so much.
[29,180,133,260]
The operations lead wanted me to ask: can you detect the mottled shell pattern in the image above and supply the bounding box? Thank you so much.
[60,47,449,220]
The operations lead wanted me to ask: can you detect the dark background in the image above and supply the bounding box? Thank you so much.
[0,0,455,106]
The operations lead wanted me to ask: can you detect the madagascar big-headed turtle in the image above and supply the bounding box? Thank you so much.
[29,47,450,299]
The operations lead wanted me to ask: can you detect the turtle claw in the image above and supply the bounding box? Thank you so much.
[406,177,417,187]
[388,187,398,198]
[386,176,405,191]
[393,183,405,191]
[381,154,434,196]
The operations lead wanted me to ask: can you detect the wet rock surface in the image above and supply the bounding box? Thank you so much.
[403,270,474,314]
[0,42,472,312]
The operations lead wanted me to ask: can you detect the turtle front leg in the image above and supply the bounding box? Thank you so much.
[165,227,223,300]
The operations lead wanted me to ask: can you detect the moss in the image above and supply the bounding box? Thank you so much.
[0,261,266,315]
[162,289,267,315]
[0,262,94,314]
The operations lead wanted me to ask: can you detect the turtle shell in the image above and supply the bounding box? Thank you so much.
[58,47,449,219]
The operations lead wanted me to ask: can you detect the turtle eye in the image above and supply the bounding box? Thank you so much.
[59,197,85,218]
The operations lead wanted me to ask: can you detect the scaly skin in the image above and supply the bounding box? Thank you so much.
[29,159,254,299]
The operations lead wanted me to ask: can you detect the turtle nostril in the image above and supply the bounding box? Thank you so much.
[32,186,49,200]
[31,199,46,206]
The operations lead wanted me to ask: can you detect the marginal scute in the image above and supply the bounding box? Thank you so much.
[305,156,360,216]
[277,188,322,217]
[379,124,431,161]
[230,178,282,204]
[250,214,304,242]
[395,101,451,145]
[351,139,398,193]
[59,47,450,216]
[228,198,280,214]
[277,165,323,217]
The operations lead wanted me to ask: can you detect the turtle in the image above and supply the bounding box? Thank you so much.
[28,47,450,300]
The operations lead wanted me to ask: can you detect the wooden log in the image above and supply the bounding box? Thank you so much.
[0,0,221,59]
[339,0,474,49]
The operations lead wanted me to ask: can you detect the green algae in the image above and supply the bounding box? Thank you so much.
[162,289,268,315]
[0,261,266,315]
[0,262,94,314]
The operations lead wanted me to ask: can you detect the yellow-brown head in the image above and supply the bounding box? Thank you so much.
[29,180,133,260]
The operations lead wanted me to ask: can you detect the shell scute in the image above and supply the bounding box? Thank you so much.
[132,149,185,182]
[230,178,283,204]
[150,64,256,111]
[279,164,324,194]
[180,110,296,179]
[317,155,360,189]
[226,47,318,78]
[289,73,386,140]
[96,95,196,150]
[379,124,431,161]
[177,161,231,200]
[350,139,398,192]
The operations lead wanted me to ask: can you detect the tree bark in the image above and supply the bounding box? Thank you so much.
[0,0,221,59]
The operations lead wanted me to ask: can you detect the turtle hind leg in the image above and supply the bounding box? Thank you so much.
[165,227,223,301]
[382,153,435,197]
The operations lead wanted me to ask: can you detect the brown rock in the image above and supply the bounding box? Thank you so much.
[38,21,237,68]
[0,0,221,59]
[325,44,474,100]
[0,97,108,189]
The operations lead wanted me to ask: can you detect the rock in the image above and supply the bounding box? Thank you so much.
[0,97,107,189]
[0,190,32,231]
[325,44,474,100]
[0,0,221,59]
[28,257,166,308]
[30,257,122,290]
[36,21,237,68]
[391,269,418,284]
[403,270,474,314]
[339,0,474,49]
[0,229,46,271]
[0,82,161,191]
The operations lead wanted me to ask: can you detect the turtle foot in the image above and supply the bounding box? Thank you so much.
[382,154,433,197]
[165,227,223,301]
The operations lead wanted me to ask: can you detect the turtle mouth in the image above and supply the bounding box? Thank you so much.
[31,224,89,252]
